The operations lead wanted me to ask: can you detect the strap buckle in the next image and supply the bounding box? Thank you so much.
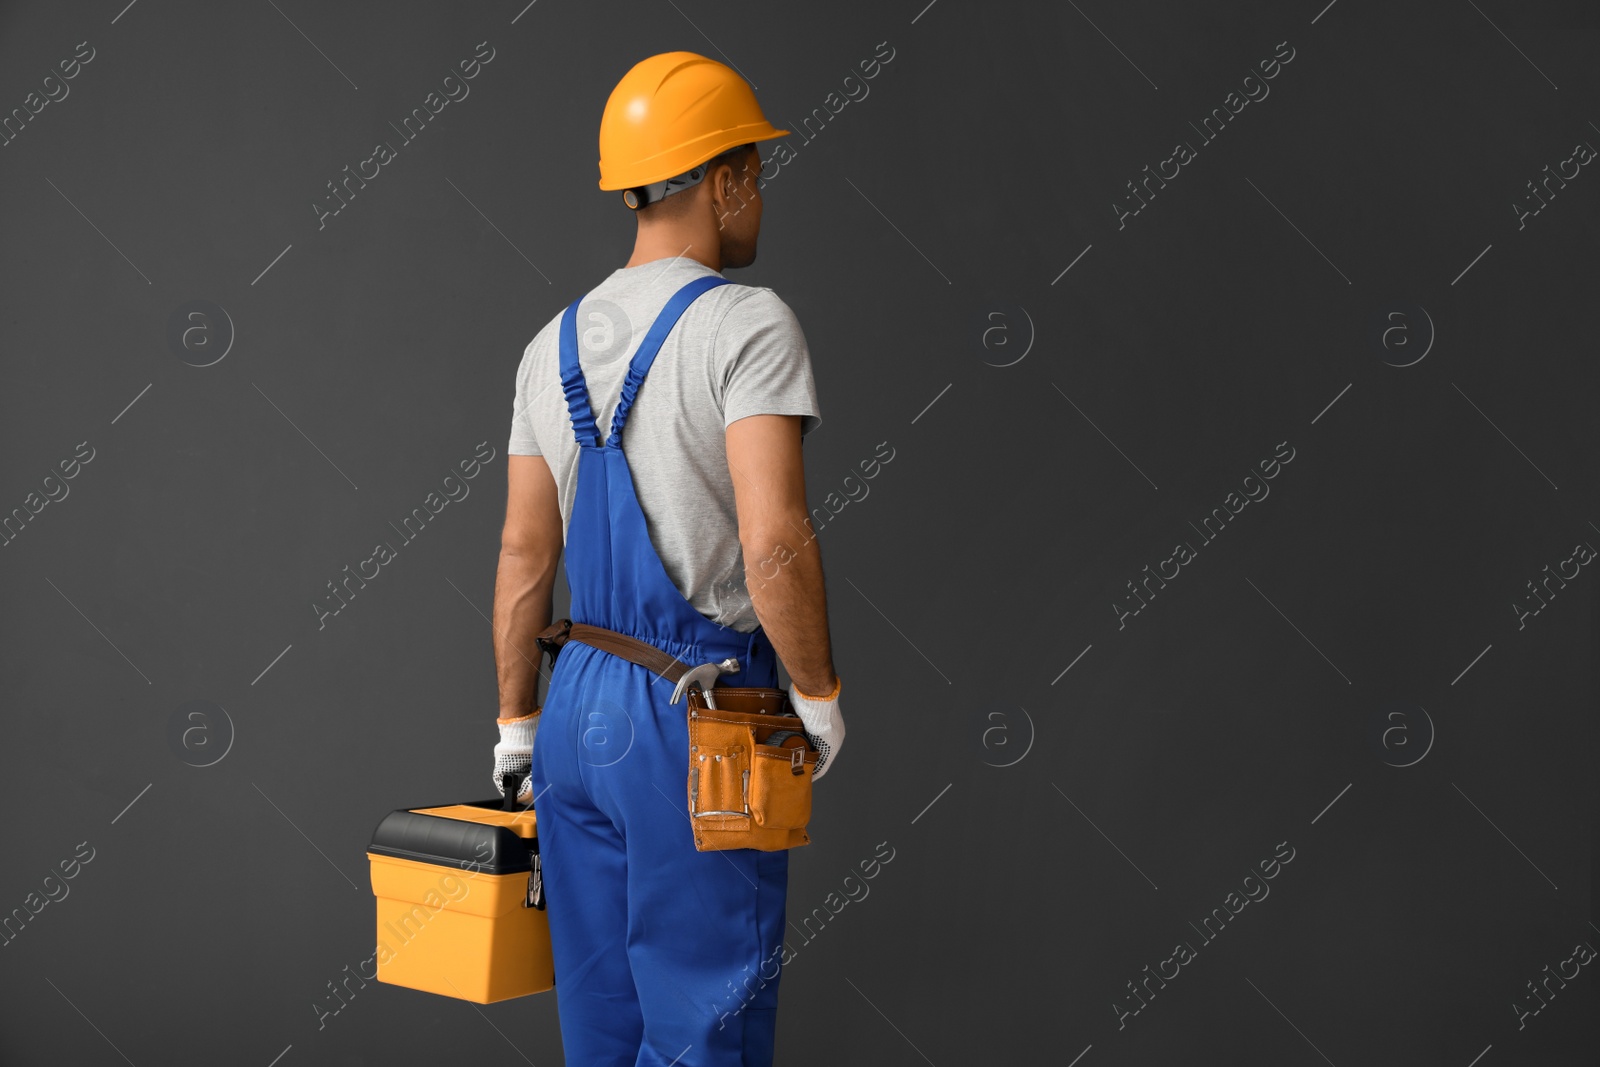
[535,618,574,670]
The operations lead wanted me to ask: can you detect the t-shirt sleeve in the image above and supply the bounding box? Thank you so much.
[507,342,542,456]
[716,289,822,438]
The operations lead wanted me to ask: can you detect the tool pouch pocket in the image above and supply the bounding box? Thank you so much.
[749,739,812,829]
[686,687,817,852]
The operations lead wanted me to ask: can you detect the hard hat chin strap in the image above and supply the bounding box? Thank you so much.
[623,162,710,211]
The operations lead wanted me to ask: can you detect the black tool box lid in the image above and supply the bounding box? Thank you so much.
[368,798,537,875]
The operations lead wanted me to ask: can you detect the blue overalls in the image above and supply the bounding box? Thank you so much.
[530,275,790,1066]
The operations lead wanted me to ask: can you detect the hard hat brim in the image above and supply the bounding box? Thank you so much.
[598,122,790,191]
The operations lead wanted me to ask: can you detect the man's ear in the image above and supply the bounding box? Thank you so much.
[716,149,750,197]
[724,151,757,199]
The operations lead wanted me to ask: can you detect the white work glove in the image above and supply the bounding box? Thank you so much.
[492,710,539,803]
[788,676,845,781]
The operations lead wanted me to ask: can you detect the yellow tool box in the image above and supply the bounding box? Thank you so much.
[366,779,553,1004]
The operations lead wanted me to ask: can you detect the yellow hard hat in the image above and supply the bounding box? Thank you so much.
[598,52,789,196]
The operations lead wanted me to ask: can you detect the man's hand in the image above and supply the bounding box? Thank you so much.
[788,676,844,780]
[493,709,539,801]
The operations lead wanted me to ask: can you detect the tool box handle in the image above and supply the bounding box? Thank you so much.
[501,771,523,812]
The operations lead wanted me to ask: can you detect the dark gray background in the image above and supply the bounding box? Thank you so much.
[1,0,1595,1064]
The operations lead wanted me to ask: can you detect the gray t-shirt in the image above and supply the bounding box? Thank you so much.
[508,257,822,633]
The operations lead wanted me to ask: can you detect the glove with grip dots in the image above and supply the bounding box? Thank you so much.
[493,709,539,803]
[787,676,845,781]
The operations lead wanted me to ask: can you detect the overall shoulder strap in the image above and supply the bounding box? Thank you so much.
[606,275,732,447]
[557,295,601,447]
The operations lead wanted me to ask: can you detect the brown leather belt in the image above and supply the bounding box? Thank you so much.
[535,617,695,683]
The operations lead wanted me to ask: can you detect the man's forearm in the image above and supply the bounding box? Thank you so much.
[494,548,559,717]
[743,519,836,695]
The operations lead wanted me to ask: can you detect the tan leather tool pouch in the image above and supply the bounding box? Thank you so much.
[685,686,818,852]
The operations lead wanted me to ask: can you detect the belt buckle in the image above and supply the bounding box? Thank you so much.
[535,618,573,666]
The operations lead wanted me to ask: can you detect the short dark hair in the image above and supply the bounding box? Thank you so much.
[704,142,756,175]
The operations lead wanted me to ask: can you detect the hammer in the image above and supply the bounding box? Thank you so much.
[670,657,740,708]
